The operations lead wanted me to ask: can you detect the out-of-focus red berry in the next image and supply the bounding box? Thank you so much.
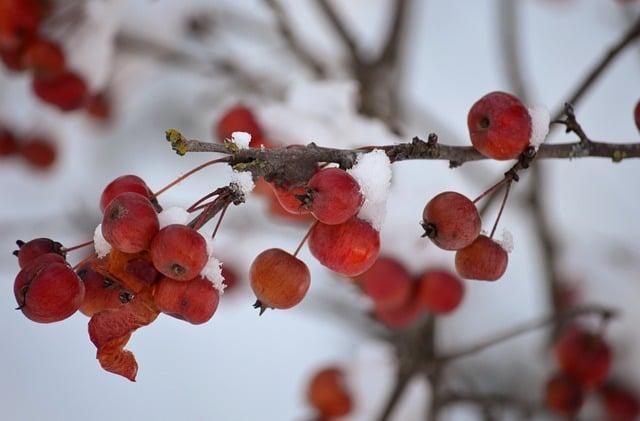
[354,256,411,310]
[307,367,353,418]
[22,37,65,77]
[600,383,640,421]
[0,127,18,156]
[216,105,270,147]
[545,373,585,417]
[417,270,465,314]
[19,137,56,169]
[555,328,612,388]
[455,235,508,281]
[32,71,88,111]
[0,0,43,49]
[85,92,111,121]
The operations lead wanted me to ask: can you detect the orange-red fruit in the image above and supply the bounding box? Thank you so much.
[0,127,18,156]
[555,328,612,388]
[417,270,464,314]
[355,256,411,310]
[250,248,310,310]
[216,105,265,147]
[20,137,56,169]
[100,174,153,212]
[77,262,124,317]
[455,235,508,281]
[545,373,585,417]
[374,294,423,329]
[102,192,159,253]
[422,191,481,251]
[309,217,380,277]
[468,91,532,160]
[15,237,64,269]
[307,168,363,225]
[85,92,111,121]
[307,367,353,418]
[0,0,43,49]
[600,383,640,421]
[153,276,219,324]
[32,71,88,111]
[22,37,65,77]
[270,183,311,215]
[14,254,85,323]
[150,224,208,281]
[634,101,640,132]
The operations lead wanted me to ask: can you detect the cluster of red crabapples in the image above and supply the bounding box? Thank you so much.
[421,91,541,282]
[0,123,56,169]
[544,324,639,420]
[0,0,109,119]
[12,173,239,381]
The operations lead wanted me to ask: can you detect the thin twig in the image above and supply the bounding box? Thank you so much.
[315,0,360,62]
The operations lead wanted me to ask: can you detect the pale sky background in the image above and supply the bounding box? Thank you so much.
[1,0,639,420]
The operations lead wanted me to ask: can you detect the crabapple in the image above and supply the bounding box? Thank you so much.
[375,294,424,329]
[467,91,532,160]
[14,237,65,269]
[600,383,640,421]
[422,191,481,250]
[0,44,25,71]
[270,183,311,215]
[102,192,159,253]
[76,262,124,317]
[455,235,508,281]
[150,224,208,281]
[555,328,612,388]
[306,168,363,225]
[216,105,266,147]
[14,254,85,323]
[0,0,43,49]
[307,367,352,418]
[0,127,17,156]
[100,174,153,212]
[20,137,56,169]
[153,276,219,325]
[250,248,310,311]
[32,71,88,111]
[85,92,111,121]
[22,37,65,77]
[545,373,585,417]
[309,217,380,277]
[417,270,464,314]
[355,256,411,310]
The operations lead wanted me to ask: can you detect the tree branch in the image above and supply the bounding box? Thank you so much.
[375,0,411,67]
[315,0,360,62]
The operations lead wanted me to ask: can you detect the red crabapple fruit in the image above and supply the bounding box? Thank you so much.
[150,224,208,281]
[14,254,85,323]
[307,367,353,418]
[0,128,17,156]
[85,92,111,121]
[270,183,312,215]
[422,191,481,250]
[417,270,465,314]
[100,174,154,212]
[77,262,124,317]
[374,294,424,329]
[600,383,640,421]
[153,276,219,324]
[14,238,65,269]
[355,256,411,310]
[32,71,88,111]
[309,217,380,277]
[0,44,26,71]
[102,192,159,253]
[545,373,585,417]
[455,235,508,281]
[555,328,612,388]
[20,137,56,169]
[0,0,43,49]
[305,168,363,225]
[22,38,65,77]
[250,248,310,311]
[467,91,532,160]
[216,105,265,146]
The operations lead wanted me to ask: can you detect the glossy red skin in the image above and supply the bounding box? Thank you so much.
[417,270,464,314]
[32,71,88,111]
[307,168,363,225]
[250,248,310,309]
[545,373,585,417]
[455,235,508,281]
[216,105,265,146]
[270,183,311,215]
[355,256,411,310]
[267,193,314,223]
[423,191,481,250]
[100,175,152,212]
[16,237,64,269]
[153,276,219,324]
[307,367,353,418]
[22,37,65,77]
[375,294,423,329]
[600,383,640,421]
[468,91,532,160]
[77,262,124,317]
[634,101,640,132]
[0,128,18,156]
[150,224,208,281]
[14,253,66,299]
[0,0,42,49]
[310,217,380,277]
[102,192,159,253]
[555,328,612,388]
[14,257,85,323]
[20,137,56,169]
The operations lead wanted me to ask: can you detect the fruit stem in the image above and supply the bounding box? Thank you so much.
[490,180,513,239]
[62,240,94,253]
[153,158,229,197]
[473,178,508,204]
[293,220,319,258]
[211,202,230,240]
